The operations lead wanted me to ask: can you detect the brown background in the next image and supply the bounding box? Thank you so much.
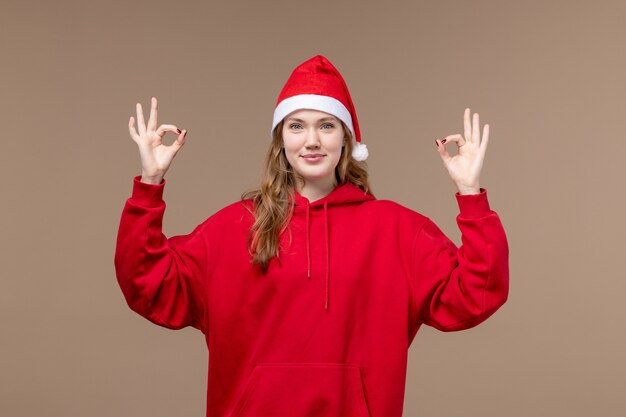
[1,0,625,416]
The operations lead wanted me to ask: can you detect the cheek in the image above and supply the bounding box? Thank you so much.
[281,138,296,155]
[282,141,300,167]
[282,133,301,152]
[329,138,345,159]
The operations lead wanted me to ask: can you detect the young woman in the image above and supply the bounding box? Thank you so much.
[115,54,509,417]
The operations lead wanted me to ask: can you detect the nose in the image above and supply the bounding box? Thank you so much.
[304,127,321,148]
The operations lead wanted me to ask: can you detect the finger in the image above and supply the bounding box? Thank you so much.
[480,123,489,151]
[147,96,158,132]
[128,116,140,142]
[443,134,466,147]
[435,139,452,164]
[464,108,471,143]
[136,102,146,135]
[472,112,480,144]
[155,124,182,137]
[177,129,187,145]
[169,130,187,153]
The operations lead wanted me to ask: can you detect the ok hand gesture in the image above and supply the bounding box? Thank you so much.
[435,108,489,195]
[128,97,187,184]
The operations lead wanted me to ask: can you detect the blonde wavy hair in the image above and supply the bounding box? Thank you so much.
[241,118,372,273]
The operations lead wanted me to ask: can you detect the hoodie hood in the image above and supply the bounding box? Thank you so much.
[290,182,376,310]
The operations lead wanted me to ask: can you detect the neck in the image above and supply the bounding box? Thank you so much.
[296,176,337,202]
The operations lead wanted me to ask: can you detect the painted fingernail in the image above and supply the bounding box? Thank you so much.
[441,139,447,144]
[176,129,182,134]
[435,140,439,147]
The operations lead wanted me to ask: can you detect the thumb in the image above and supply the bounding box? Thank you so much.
[435,139,452,164]
[171,129,187,150]
[167,129,187,158]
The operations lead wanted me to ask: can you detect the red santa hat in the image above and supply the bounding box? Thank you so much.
[271,54,369,161]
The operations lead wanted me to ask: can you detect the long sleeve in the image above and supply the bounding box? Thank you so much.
[114,175,209,332]
[411,188,509,332]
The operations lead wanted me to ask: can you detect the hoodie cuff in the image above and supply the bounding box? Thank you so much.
[130,175,166,207]
[455,187,491,218]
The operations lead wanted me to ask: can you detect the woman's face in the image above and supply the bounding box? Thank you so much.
[282,109,345,187]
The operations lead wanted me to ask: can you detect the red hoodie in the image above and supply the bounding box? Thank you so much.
[114,175,509,417]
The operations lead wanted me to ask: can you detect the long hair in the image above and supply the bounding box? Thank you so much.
[241,119,372,273]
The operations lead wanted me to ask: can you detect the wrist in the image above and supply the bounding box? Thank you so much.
[456,185,481,195]
[140,175,164,185]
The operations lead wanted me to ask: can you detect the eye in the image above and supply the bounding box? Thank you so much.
[289,123,302,129]
[321,123,335,129]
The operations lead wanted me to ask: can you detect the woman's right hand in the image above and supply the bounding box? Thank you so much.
[128,97,187,184]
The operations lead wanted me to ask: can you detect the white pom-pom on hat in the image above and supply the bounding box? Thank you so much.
[271,54,368,161]
[352,141,368,161]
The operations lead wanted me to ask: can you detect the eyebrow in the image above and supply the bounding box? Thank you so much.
[285,116,338,123]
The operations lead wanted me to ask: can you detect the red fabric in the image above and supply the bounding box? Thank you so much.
[114,175,509,417]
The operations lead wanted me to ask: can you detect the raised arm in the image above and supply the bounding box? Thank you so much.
[114,176,209,332]
[411,188,509,331]
[114,97,207,331]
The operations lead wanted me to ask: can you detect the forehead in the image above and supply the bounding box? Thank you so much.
[284,109,339,123]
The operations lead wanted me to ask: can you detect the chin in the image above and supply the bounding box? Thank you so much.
[298,172,331,181]
[295,167,332,179]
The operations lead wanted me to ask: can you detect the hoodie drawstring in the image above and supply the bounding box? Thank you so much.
[294,183,374,311]
[324,200,330,310]
[305,205,311,280]
[303,200,331,310]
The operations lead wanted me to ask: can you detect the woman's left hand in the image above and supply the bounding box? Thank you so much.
[435,108,489,195]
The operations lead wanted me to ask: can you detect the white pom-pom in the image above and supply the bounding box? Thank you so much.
[352,141,369,161]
